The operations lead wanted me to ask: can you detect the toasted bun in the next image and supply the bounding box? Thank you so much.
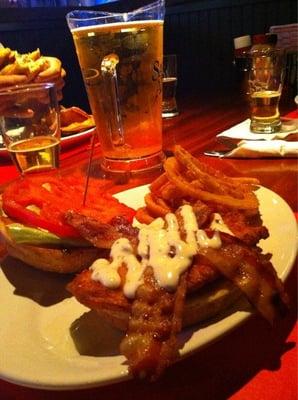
[182,279,242,327]
[87,280,242,331]
[0,219,103,274]
[5,241,102,274]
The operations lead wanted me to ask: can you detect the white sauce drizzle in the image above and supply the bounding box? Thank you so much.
[210,213,234,236]
[90,205,222,298]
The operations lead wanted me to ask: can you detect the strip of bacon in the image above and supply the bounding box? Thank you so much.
[215,206,269,246]
[198,234,289,324]
[119,267,187,380]
[65,211,138,249]
[120,206,191,380]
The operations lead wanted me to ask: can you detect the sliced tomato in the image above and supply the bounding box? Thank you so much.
[2,175,136,238]
[3,198,79,238]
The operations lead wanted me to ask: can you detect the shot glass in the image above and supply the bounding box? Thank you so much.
[0,83,61,174]
[248,48,285,133]
[162,54,179,118]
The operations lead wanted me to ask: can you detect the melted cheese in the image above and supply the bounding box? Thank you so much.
[90,205,222,298]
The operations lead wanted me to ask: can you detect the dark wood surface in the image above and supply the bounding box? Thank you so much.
[162,92,298,211]
[58,91,298,211]
[0,92,297,400]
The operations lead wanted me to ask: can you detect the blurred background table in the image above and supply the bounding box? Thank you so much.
[0,91,297,400]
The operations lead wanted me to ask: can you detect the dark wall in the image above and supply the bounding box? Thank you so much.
[163,0,297,94]
[0,0,297,110]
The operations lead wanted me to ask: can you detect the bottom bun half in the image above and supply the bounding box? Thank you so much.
[0,219,103,273]
[5,241,102,273]
[82,279,242,331]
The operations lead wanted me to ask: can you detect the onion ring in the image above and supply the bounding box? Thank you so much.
[144,193,172,217]
[173,145,258,198]
[149,173,169,194]
[135,207,155,224]
[164,157,258,210]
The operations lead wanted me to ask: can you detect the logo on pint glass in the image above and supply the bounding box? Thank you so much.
[152,60,162,95]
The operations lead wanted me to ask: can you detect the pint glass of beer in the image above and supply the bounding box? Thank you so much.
[67,1,165,172]
[0,83,61,174]
[248,48,285,134]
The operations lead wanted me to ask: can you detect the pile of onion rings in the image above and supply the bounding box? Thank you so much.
[136,145,260,224]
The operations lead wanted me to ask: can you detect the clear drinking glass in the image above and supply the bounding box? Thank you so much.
[0,83,61,174]
[162,54,179,118]
[66,0,165,173]
[248,48,285,133]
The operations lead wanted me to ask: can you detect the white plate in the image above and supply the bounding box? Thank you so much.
[0,185,296,390]
[60,128,95,149]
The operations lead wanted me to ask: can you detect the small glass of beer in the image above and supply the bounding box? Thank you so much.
[162,54,179,118]
[0,83,61,174]
[248,48,285,133]
[66,0,165,173]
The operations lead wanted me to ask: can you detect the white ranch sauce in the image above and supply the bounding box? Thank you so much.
[90,205,222,298]
[210,213,234,236]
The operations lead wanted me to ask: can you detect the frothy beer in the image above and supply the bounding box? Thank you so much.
[250,90,280,121]
[162,76,177,113]
[71,20,163,161]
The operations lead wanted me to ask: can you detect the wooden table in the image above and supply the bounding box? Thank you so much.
[0,92,297,400]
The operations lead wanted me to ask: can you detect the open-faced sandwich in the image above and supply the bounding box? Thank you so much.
[61,146,289,380]
[0,147,290,381]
